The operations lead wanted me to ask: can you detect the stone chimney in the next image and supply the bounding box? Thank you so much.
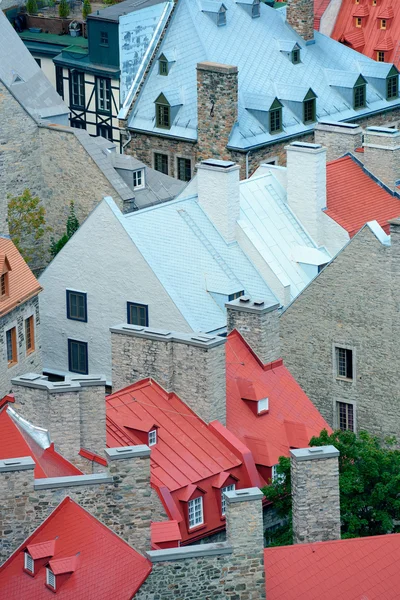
[196,62,238,164]
[286,0,314,43]
[111,325,227,425]
[68,375,107,459]
[363,127,400,191]
[291,445,341,544]
[314,121,363,162]
[197,158,240,243]
[286,141,327,246]
[226,297,281,364]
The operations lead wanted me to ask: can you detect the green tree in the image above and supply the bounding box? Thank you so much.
[26,0,38,13]
[7,189,49,265]
[50,201,79,258]
[58,0,70,18]
[263,429,400,546]
[82,0,91,19]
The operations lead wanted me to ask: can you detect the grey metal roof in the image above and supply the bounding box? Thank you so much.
[0,11,69,124]
[88,0,167,22]
[129,0,400,150]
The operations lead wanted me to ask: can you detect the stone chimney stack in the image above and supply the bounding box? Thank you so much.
[197,159,240,243]
[226,297,281,364]
[69,375,107,459]
[197,62,238,165]
[111,325,227,425]
[363,127,400,191]
[314,121,363,162]
[286,0,314,43]
[286,141,327,246]
[291,445,341,544]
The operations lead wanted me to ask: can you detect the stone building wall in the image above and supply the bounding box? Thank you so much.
[280,225,399,438]
[0,296,42,398]
[286,0,314,42]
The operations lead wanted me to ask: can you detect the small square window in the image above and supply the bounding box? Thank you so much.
[24,552,34,574]
[25,315,35,354]
[127,302,148,326]
[337,401,354,431]
[97,124,113,141]
[154,153,169,175]
[68,339,88,375]
[257,398,269,414]
[46,568,56,590]
[67,290,87,322]
[100,31,109,46]
[221,484,235,515]
[159,60,169,76]
[6,327,17,367]
[292,48,301,64]
[335,347,353,380]
[148,429,157,446]
[377,51,385,62]
[133,169,144,189]
[188,497,204,528]
[177,157,192,182]
[380,19,386,29]
[355,17,362,27]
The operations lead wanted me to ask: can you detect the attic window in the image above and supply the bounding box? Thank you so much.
[158,54,169,76]
[303,90,317,124]
[252,0,260,18]
[155,93,171,129]
[24,552,34,574]
[291,48,301,64]
[257,398,269,414]
[380,19,386,29]
[46,568,56,590]
[355,17,362,27]
[0,272,8,298]
[148,429,157,446]
[269,98,283,134]
[221,483,235,515]
[133,169,145,190]
[387,68,399,99]
[217,7,226,26]
[353,75,367,109]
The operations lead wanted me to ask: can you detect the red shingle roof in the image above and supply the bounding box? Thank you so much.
[151,520,181,545]
[314,0,331,30]
[264,533,400,599]
[0,497,152,599]
[325,155,400,236]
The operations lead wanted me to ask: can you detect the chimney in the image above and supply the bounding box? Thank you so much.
[286,0,314,43]
[196,62,238,165]
[111,325,227,425]
[290,445,341,544]
[314,121,363,162]
[363,127,400,191]
[68,375,107,459]
[226,297,281,364]
[286,141,327,246]
[197,159,240,243]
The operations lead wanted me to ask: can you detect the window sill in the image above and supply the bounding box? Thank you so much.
[7,361,18,369]
[336,376,354,383]
[26,348,35,356]
[188,523,207,534]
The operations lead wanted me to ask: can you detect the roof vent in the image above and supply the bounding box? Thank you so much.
[308,447,324,453]
[253,300,265,306]
[239,296,251,303]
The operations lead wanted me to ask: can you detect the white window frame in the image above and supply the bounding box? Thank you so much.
[96,77,111,113]
[188,496,204,529]
[148,429,157,446]
[133,169,145,190]
[221,484,235,515]
[24,552,34,573]
[257,397,269,414]
[46,568,56,590]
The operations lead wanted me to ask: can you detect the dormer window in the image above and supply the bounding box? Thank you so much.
[1,272,8,298]
[353,75,367,109]
[217,6,226,26]
[387,67,399,100]
[24,552,34,574]
[269,98,283,134]
[380,18,386,29]
[133,169,145,190]
[148,429,157,446]
[257,397,269,414]
[221,484,235,515]
[303,89,317,124]
[155,95,170,129]
[46,568,56,590]
[292,48,301,64]
[252,0,260,18]
[355,17,362,27]
[158,54,169,76]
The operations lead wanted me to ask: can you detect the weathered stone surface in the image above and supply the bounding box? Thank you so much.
[286,0,314,42]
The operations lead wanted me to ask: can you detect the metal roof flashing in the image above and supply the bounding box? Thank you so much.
[224,487,264,503]
[105,445,151,460]
[146,542,232,562]
[290,445,339,461]
[226,298,281,314]
[11,374,81,392]
[110,324,226,349]
[285,141,325,154]
[0,456,36,472]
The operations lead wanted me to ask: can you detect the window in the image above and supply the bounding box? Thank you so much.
[387,73,399,99]
[154,153,169,175]
[133,169,144,189]
[127,302,148,326]
[228,291,244,301]
[96,78,111,113]
[221,484,235,515]
[155,102,170,129]
[188,497,204,528]
[56,66,64,99]
[46,568,56,590]
[25,316,35,354]
[257,398,269,414]
[272,464,285,483]
[372,0,376,5]
[68,339,88,375]
[70,118,86,130]
[269,99,283,134]
[217,8,226,26]
[335,347,353,380]
[6,327,17,367]
[0,272,8,298]
[97,124,112,140]
[337,401,354,432]
[66,290,87,322]
[100,31,108,46]
[159,58,169,76]
[252,0,260,18]
[35,58,41,68]
[24,552,34,574]
[354,81,366,109]
[355,17,362,27]
[380,19,386,29]
[71,71,85,108]
[377,51,385,62]
[292,48,300,64]
[303,98,316,124]
[148,429,157,446]
[177,157,191,182]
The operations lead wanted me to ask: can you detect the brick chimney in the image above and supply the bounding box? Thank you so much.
[286,141,327,246]
[197,62,238,164]
[226,296,281,364]
[314,121,363,162]
[286,0,314,43]
[291,445,341,544]
[197,158,240,243]
[363,127,400,191]
[111,325,227,425]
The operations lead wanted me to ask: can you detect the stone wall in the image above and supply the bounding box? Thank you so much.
[127,132,197,179]
[286,0,314,41]
[0,295,42,398]
[291,446,341,544]
[314,122,363,162]
[280,225,399,438]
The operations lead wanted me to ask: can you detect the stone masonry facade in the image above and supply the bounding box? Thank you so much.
[280,224,400,439]
[0,295,41,398]
[286,0,314,42]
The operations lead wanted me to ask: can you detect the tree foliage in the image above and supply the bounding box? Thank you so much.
[262,429,400,546]
[7,189,49,266]
[26,0,38,14]
[82,0,92,19]
[50,201,79,258]
[58,0,70,18]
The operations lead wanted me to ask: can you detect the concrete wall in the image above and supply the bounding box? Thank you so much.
[0,296,42,398]
[39,200,191,384]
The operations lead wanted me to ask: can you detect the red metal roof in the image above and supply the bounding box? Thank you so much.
[264,533,400,599]
[27,540,56,560]
[226,330,331,472]
[314,0,331,30]
[330,0,400,67]
[151,520,181,545]
[0,393,15,409]
[0,497,151,599]
[0,408,82,479]
[326,155,400,236]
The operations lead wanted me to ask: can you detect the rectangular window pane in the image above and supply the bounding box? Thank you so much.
[6,327,17,365]
[177,158,191,182]
[67,291,87,321]
[25,316,34,353]
[188,497,203,528]
[71,71,85,108]
[221,484,235,515]
[338,402,354,432]
[97,78,111,113]
[354,85,365,109]
[133,170,143,189]
[270,109,281,133]
[68,339,88,374]
[127,302,148,326]
[154,153,168,175]
[304,99,315,123]
[336,347,353,379]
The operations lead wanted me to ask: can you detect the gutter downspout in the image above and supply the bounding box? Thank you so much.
[122,128,132,153]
